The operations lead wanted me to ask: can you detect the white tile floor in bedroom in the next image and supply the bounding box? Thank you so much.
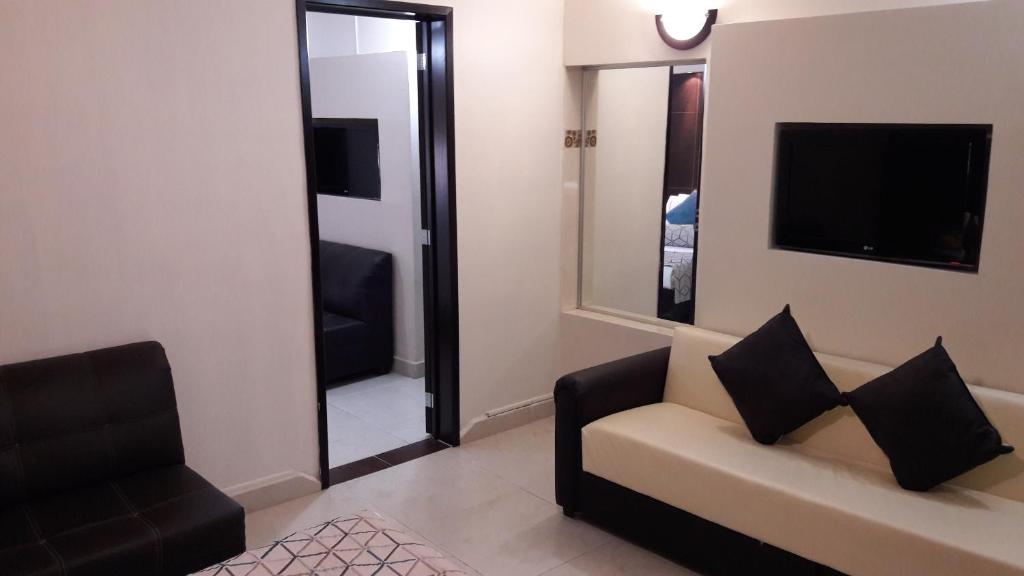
[246,417,698,576]
[326,372,430,466]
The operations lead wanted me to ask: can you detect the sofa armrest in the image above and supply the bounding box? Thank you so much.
[554,346,671,515]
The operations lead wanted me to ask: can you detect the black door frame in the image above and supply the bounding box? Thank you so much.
[294,0,460,489]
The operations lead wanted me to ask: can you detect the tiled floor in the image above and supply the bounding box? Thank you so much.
[326,372,429,467]
[246,417,698,576]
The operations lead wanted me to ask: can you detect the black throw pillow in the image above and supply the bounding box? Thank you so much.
[844,337,1013,491]
[709,305,845,444]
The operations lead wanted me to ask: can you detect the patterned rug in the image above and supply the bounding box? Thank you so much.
[194,512,466,575]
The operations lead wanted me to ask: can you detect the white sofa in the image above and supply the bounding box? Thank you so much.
[559,325,1024,576]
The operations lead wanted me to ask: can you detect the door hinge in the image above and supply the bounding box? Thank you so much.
[425,392,434,408]
[417,53,427,71]
[419,229,431,246]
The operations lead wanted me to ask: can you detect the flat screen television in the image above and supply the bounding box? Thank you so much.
[772,123,991,272]
[313,118,381,200]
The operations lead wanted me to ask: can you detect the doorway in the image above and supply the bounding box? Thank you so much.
[294,0,459,488]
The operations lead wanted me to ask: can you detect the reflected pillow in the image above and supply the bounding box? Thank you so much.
[665,224,694,248]
[666,193,689,212]
[666,192,697,224]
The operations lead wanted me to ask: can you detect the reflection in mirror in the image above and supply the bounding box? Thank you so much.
[580,63,706,325]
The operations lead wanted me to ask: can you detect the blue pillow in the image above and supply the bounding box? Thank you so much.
[666,192,697,224]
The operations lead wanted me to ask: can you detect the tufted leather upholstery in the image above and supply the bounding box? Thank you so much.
[319,241,394,382]
[0,342,245,575]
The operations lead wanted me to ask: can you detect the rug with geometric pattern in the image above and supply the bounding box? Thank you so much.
[192,511,466,575]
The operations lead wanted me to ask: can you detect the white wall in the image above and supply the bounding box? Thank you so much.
[306,12,417,59]
[696,0,1024,393]
[430,0,567,429]
[311,52,424,370]
[560,0,1024,397]
[355,16,418,56]
[0,0,317,488]
[306,11,358,58]
[564,0,987,66]
[582,67,668,317]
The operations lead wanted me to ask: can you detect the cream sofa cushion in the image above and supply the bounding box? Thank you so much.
[663,325,1024,503]
[582,402,1024,576]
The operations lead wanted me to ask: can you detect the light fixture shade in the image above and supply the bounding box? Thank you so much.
[655,8,717,50]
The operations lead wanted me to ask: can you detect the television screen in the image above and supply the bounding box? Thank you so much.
[773,123,991,271]
[313,118,381,200]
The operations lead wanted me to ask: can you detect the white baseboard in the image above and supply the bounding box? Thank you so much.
[393,356,425,378]
[460,393,555,444]
[224,471,321,513]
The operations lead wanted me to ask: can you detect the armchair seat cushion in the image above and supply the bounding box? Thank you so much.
[0,465,244,576]
[322,312,366,334]
[583,402,1024,576]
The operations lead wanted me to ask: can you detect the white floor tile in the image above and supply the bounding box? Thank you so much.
[326,372,410,403]
[325,372,427,467]
[244,484,368,549]
[388,416,431,444]
[459,417,557,503]
[326,405,409,466]
[340,448,610,576]
[542,539,700,576]
[244,485,482,575]
[246,414,701,576]
[336,379,424,429]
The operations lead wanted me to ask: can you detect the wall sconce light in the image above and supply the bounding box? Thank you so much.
[655,7,717,50]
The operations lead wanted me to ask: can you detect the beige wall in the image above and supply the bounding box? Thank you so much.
[432,0,568,430]
[696,0,1024,393]
[0,0,568,489]
[559,310,672,376]
[563,0,985,66]
[581,67,668,317]
[559,0,1024,396]
[0,0,318,488]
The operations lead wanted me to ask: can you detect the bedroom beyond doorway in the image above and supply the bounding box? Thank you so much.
[295,0,460,488]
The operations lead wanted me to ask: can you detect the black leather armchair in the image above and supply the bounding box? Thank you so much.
[319,241,394,382]
[0,342,245,576]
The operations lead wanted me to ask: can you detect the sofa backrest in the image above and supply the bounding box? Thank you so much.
[319,240,393,324]
[0,341,185,505]
[664,325,1024,503]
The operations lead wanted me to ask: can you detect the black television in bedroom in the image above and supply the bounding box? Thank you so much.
[313,118,381,200]
[772,122,992,272]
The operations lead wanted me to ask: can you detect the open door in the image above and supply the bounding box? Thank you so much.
[294,0,459,489]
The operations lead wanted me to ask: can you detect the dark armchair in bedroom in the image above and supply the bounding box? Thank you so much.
[319,241,394,382]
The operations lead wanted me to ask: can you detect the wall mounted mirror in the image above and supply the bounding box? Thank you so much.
[579,63,707,325]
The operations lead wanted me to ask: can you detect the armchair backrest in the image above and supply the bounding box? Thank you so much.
[318,240,393,324]
[0,341,184,505]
